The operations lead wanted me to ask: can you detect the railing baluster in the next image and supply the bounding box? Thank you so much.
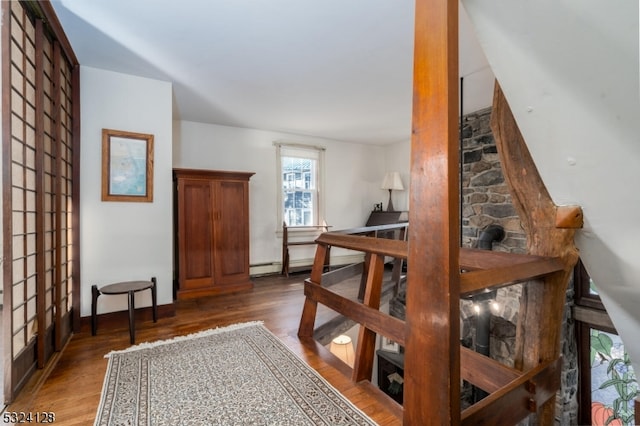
[353,252,385,382]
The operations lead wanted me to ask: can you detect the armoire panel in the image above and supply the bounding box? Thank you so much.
[174,169,254,299]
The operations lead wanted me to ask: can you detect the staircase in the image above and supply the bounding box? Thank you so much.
[297,221,576,424]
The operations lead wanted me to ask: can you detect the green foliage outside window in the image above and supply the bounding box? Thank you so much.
[591,330,638,425]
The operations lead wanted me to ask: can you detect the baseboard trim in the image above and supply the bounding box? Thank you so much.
[79,303,175,333]
[250,253,366,276]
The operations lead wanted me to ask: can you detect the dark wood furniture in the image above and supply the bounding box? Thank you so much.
[365,210,408,226]
[91,278,157,344]
[377,349,405,404]
[174,169,254,299]
[281,222,330,277]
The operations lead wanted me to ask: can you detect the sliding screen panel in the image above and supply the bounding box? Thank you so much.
[54,41,75,348]
[39,30,57,365]
[2,1,79,402]
[8,0,39,391]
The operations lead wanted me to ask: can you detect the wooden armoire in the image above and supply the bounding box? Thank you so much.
[173,169,254,299]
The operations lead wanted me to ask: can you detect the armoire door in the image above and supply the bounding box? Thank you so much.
[176,178,216,291]
[213,180,251,286]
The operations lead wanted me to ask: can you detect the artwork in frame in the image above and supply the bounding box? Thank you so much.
[381,336,400,353]
[101,129,154,202]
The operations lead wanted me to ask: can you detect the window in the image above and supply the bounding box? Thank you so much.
[276,143,325,227]
[590,330,637,426]
[574,260,638,426]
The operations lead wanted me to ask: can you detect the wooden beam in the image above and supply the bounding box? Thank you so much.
[461,357,562,425]
[316,233,407,259]
[491,82,581,424]
[405,0,460,423]
[71,62,82,334]
[353,253,385,382]
[302,282,406,346]
[34,16,47,371]
[320,262,363,288]
[460,255,564,297]
[555,205,584,229]
[460,347,520,393]
[572,306,616,332]
[2,0,14,403]
[312,238,569,298]
[298,244,331,338]
[461,247,558,270]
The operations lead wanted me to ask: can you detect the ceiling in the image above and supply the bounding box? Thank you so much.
[50,0,494,145]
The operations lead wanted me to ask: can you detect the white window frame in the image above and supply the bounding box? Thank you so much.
[275,142,325,232]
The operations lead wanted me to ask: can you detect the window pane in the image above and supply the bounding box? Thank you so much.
[282,155,317,226]
[591,329,637,425]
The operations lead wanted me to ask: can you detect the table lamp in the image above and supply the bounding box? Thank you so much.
[329,335,355,367]
[381,172,404,212]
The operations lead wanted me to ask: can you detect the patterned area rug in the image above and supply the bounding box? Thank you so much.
[95,321,376,425]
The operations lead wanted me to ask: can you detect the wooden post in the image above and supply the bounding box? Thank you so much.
[353,253,385,382]
[298,244,331,338]
[404,0,460,423]
[490,83,581,425]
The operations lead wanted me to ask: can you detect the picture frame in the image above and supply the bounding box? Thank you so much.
[381,336,400,353]
[101,129,154,202]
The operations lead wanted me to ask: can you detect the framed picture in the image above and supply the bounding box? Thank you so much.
[381,336,400,353]
[101,129,154,202]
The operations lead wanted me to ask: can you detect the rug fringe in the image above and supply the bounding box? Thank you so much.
[104,320,265,358]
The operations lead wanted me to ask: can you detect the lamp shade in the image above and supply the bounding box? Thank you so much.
[381,172,404,191]
[329,335,355,367]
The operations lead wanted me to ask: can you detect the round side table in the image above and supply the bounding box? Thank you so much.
[91,277,157,344]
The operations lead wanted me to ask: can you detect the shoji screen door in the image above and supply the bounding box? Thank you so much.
[2,1,79,403]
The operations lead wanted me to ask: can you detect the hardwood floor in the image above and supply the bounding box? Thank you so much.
[6,273,402,425]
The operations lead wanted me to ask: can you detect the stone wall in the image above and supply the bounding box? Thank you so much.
[458,107,578,424]
[459,107,524,366]
[387,106,578,423]
[460,107,527,254]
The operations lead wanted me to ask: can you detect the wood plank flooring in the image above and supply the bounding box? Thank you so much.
[6,273,402,425]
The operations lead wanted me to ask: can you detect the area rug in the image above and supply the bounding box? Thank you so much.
[95,321,377,425]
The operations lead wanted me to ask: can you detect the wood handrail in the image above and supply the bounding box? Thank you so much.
[460,249,564,297]
[300,220,570,424]
[461,357,562,425]
[314,234,565,297]
[305,267,551,396]
[303,279,406,346]
[316,233,407,259]
[460,247,558,270]
[460,347,520,393]
[331,222,409,235]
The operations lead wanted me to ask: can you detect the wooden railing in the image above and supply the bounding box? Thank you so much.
[281,221,331,277]
[332,222,408,296]
[298,228,568,424]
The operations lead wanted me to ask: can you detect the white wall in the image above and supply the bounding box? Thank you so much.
[463,0,640,372]
[173,120,388,269]
[382,140,412,212]
[80,67,173,316]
